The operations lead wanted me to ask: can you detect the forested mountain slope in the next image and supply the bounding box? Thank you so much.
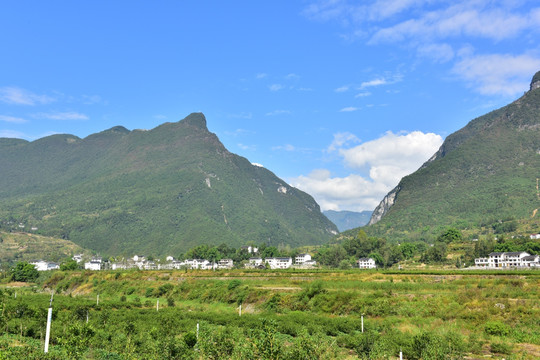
[0,113,337,256]
[367,71,540,241]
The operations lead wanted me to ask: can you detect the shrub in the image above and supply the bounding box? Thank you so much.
[184,331,197,348]
[228,279,242,290]
[484,321,510,336]
[490,341,512,354]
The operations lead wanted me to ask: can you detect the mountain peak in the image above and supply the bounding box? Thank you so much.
[531,70,540,91]
[182,112,207,129]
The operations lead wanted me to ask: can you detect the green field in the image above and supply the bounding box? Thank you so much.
[1,269,539,359]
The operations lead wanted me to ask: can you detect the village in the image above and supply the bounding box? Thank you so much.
[27,249,540,273]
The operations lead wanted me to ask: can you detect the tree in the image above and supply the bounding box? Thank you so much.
[437,228,462,243]
[421,242,447,263]
[10,261,39,282]
[400,243,416,259]
[60,260,79,271]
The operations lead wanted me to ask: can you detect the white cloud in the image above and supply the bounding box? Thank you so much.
[303,1,540,95]
[290,170,389,211]
[252,162,264,168]
[335,85,350,92]
[0,129,29,139]
[369,3,540,44]
[340,131,442,171]
[256,73,267,79]
[81,94,103,105]
[339,106,358,112]
[290,130,443,211]
[265,110,291,116]
[269,84,284,91]
[272,144,296,152]
[327,132,359,152]
[34,112,89,120]
[285,73,300,80]
[453,53,540,96]
[360,78,387,88]
[237,143,256,151]
[417,43,455,63]
[0,87,55,106]
[355,92,371,97]
[0,115,27,124]
[227,112,253,119]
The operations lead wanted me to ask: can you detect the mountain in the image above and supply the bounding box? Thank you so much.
[367,71,540,240]
[0,113,337,256]
[323,210,372,232]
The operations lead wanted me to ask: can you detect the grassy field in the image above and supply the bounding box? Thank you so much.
[1,269,539,359]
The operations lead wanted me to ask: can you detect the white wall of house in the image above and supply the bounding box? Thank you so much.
[358,258,376,269]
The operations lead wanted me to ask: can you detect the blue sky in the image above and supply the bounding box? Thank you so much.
[1,1,540,212]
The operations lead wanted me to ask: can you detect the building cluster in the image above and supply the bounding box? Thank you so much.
[82,255,236,271]
[28,253,379,271]
[474,251,540,269]
[245,253,317,269]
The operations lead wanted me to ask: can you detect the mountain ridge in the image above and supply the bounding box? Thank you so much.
[367,71,540,239]
[0,113,337,256]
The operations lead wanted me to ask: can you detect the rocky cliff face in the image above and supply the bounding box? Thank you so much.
[531,71,540,91]
[368,185,400,225]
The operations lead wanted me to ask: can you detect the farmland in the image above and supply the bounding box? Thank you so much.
[1,269,539,359]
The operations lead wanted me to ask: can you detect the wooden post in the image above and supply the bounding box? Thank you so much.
[361,314,364,333]
[97,294,99,306]
[239,304,242,317]
[156,299,159,311]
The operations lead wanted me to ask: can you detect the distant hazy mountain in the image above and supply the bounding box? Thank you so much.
[366,71,540,240]
[323,210,373,232]
[0,113,337,256]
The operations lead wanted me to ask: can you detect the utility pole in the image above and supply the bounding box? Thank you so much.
[44,291,54,353]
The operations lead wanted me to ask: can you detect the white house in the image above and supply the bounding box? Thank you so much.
[488,251,531,268]
[474,257,489,267]
[265,257,292,269]
[245,257,264,268]
[216,259,234,269]
[530,234,540,240]
[84,257,103,271]
[183,259,212,269]
[523,254,540,267]
[474,252,539,268]
[295,254,311,264]
[166,256,175,262]
[357,257,377,269]
[72,254,84,263]
[30,260,60,271]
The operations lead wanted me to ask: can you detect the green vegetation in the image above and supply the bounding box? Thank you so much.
[9,262,39,282]
[0,113,337,257]
[0,269,539,359]
[367,85,540,242]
